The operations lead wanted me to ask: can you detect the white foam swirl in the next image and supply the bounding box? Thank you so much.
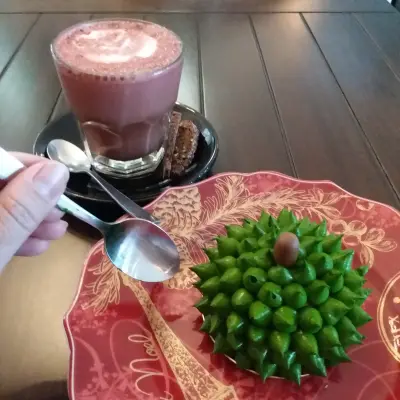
[72,28,158,64]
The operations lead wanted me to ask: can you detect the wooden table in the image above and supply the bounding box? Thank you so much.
[1,0,400,398]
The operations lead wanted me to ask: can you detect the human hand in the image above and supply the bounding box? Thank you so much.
[0,152,69,271]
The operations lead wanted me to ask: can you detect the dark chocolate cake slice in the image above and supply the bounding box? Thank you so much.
[163,111,182,179]
[171,120,200,176]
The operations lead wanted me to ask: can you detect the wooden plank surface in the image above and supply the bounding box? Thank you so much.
[0,232,93,396]
[0,13,90,152]
[0,14,38,74]
[48,92,69,121]
[0,0,394,13]
[355,12,400,77]
[198,14,294,174]
[252,13,398,206]
[305,13,400,199]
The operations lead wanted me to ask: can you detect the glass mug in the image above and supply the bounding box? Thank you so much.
[51,18,183,177]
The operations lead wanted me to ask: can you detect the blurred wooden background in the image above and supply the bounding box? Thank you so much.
[0,0,396,13]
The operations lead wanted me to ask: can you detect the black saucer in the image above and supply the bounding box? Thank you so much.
[34,103,218,221]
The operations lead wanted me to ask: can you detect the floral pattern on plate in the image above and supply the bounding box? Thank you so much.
[64,172,400,400]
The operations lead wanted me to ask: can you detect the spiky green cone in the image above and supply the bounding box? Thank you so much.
[193,208,373,384]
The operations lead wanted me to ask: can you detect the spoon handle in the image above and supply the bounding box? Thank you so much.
[89,170,159,224]
[0,148,108,234]
[56,194,108,233]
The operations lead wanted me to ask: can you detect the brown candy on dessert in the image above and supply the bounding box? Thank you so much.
[163,111,182,178]
[273,232,300,267]
[171,120,200,176]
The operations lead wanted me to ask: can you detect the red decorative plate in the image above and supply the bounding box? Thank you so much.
[65,172,400,400]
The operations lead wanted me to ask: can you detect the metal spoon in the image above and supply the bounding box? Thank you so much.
[58,195,180,282]
[47,139,159,224]
[0,147,180,282]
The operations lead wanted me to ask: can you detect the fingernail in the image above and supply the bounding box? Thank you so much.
[33,162,69,198]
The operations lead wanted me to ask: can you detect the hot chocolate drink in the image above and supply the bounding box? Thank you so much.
[52,19,183,177]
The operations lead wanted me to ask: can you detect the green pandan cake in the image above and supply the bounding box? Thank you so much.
[191,209,372,385]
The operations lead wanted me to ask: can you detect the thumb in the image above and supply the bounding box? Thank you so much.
[0,161,69,266]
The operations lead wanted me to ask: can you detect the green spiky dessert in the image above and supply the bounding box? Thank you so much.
[192,209,372,385]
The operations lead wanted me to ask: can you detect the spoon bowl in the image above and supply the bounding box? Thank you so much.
[47,139,91,173]
[105,218,180,282]
[58,194,181,282]
[47,139,159,223]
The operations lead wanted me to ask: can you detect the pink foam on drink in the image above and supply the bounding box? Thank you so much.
[52,19,182,78]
